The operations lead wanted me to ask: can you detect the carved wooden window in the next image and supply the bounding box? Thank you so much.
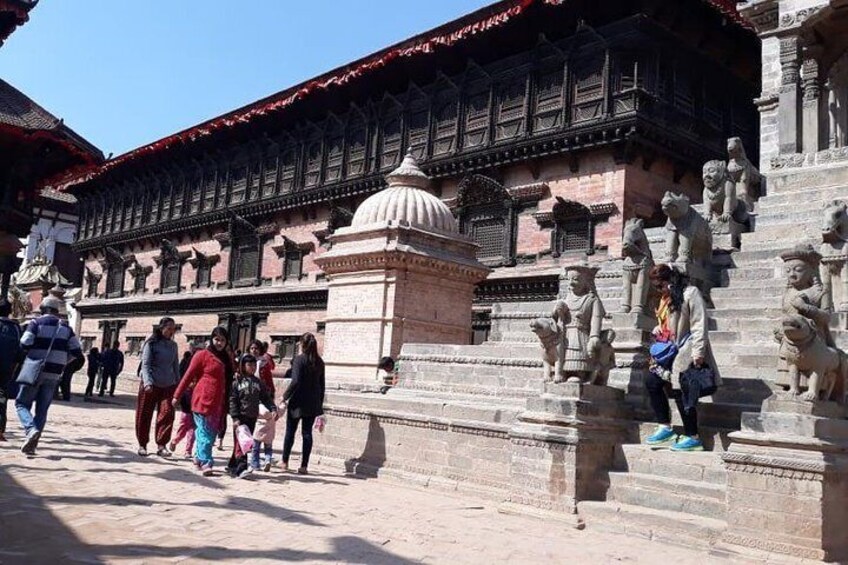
[615,54,644,92]
[457,175,516,267]
[230,233,262,286]
[272,335,300,362]
[463,89,490,149]
[229,164,248,204]
[572,55,606,123]
[150,188,163,224]
[279,147,298,194]
[325,132,344,183]
[99,320,126,351]
[380,109,403,170]
[161,261,181,293]
[432,92,459,156]
[160,181,174,221]
[92,200,102,237]
[132,267,148,294]
[406,91,430,159]
[197,261,211,288]
[345,115,367,178]
[121,194,132,231]
[495,77,527,141]
[261,155,278,198]
[86,269,101,298]
[105,197,116,233]
[106,261,125,298]
[552,200,593,256]
[284,249,303,281]
[173,180,186,218]
[673,65,695,115]
[304,139,323,188]
[203,171,217,211]
[189,175,203,214]
[141,189,153,225]
[247,161,261,201]
[131,187,144,228]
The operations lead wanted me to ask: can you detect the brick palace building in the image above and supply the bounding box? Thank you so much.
[60,0,759,374]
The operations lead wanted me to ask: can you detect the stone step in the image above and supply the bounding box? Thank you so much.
[710,296,780,310]
[614,443,726,482]
[724,266,779,283]
[711,282,787,300]
[709,317,782,333]
[607,472,727,521]
[708,307,783,319]
[578,501,726,552]
[764,164,848,194]
[741,223,818,245]
[755,184,848,208]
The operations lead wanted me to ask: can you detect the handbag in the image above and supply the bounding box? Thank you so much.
[679,363,718,412]
[16,323,61,386]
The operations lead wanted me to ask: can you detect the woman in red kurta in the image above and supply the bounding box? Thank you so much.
[173,326,234,475]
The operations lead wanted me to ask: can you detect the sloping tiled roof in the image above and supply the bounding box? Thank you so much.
[0,78,103,159]
[0,0,36,45]
[54,0,752,191]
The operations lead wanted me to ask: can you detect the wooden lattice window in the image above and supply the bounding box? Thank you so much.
[261,155,278,198]
[572,55,606,123]
[203,172,217,211]
[196,262,211,288]
[325,133,344,183]
[172,181,186,218]
[551,200,594,256]
[189,175,203,214]
[279,147,297,194]
[463,89,490,149]
[132,267,148,294]
[406,92,429,159]
[432,92,459,156]
[161,261,180,292]
[131,188,144,228]
[345,119,367,177]
[615,54,644,92]
[674,65,695,115]
[495,78,527,141]
[272,335,300,363]
[380,110,402,170]
[121,195,132,231]
[304,139,323,188]
[284,250,303,281]
[106,261,124,298]
[457,175,516,267]
[247,161,261,201]
[229,164,248,204]
[234,242,259,282]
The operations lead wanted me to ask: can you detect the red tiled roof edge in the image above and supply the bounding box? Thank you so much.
[0,0,37,44]
[53,0,752,191]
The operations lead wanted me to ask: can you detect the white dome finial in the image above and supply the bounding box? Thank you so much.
[386,148,429,190]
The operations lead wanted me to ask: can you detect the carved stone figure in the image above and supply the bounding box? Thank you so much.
[530,317,561,381]
[780,314,847,403]
[662,191,713,297]
[621,218,653,314]
[7,283,31,320]
[550,263,609,385]
[592,328,617,386]
[775,244,834,390]
[726,136,762,212]
[820,200,848,313]
[702,159,748,251]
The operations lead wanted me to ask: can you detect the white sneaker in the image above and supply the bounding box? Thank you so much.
[238,467,254,479]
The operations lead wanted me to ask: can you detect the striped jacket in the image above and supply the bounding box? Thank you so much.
[20,314,83,384]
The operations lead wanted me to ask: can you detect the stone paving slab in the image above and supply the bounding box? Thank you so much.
[1,391,744,564]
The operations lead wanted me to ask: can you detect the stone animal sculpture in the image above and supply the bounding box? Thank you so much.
[530,317,562,381]
[662,191,713,296]
[780,314,847,403]
[727,137,762,212]
[820,199,848,312]
[590,329,617,386]
[702,159,749,251]
[621,218,653,315]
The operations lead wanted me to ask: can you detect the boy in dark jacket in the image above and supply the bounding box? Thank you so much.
[226,354,277,478]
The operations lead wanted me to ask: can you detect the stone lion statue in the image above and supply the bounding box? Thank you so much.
[662,191,713,296]
[780,314,847,403]
[621,218,653,315]
[727,136,762,212]
[820,199,848,312]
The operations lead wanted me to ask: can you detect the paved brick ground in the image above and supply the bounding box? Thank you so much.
[1,390,739,564]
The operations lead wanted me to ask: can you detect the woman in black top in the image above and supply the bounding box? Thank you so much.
[84,347,101,398]
[281,332,325,474]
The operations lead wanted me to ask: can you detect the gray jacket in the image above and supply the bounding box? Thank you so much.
[140,338,180,388]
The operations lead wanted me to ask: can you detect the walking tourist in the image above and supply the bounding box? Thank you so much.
[216,345,236,452]
[0,299,22,442]
[249,340,275,395]
[169,386,195,459]
[645,264,720,452]
[173,326,234,476]
[84,347,101,398]
[59,353,85,401]
[16,295,82,455]
[281,332,325,475]
[226,354,277,478]
[99,340,124,397]
[248,340,277,471]
[135,317,181,457]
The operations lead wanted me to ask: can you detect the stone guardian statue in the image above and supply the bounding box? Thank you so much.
[820,199,848,314]
[726,137,762,213]
[620,218,653,315]
[702,159,748,251]
[662,191,713,298]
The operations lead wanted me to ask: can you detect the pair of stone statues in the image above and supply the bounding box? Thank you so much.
[530,264,616,385]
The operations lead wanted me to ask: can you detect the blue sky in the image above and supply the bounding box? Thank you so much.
[0,1,492,157]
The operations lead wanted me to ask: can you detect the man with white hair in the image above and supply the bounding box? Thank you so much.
[16,295,82,455]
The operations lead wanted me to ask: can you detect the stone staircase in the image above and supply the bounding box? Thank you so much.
[580,164,848,550]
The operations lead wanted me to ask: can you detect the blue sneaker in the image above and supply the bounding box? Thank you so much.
[645,425,676,446]
[671,435,704,452]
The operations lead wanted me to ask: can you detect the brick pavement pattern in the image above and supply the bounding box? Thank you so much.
[1,392,744,564]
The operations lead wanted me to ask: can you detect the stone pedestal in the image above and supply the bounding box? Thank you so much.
[721,393,848,562]
[501,382,631,525]
[608,312,654,418]
[711,218,746,252]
